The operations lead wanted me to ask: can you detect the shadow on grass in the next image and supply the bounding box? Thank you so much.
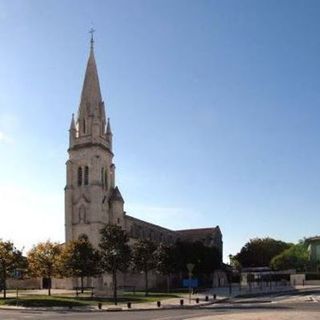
[0,292,182,307]
[0,297,88,307]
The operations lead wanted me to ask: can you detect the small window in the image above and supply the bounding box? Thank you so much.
[83,119,86,134]
[117,218,120,224]
[77,167,82,186]
[101,168,104,187]
[104,170,108,189]
[84,166,89,185]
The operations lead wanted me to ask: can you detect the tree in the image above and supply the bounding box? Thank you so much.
[172,241,221,276]
[271,242,309,272]
[27,241,62,296]
[154,243,175,292]
[59,234,101,293]
[193,242,221,275]
[229,254,241,271]
[232,238,291,268]
[0,240,24,299]
[132,239,156,296]
[99,224,131,305]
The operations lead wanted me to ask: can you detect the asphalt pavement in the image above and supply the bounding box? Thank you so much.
[1,285,320,320]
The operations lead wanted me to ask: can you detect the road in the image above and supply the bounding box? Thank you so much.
[1,291,320,320]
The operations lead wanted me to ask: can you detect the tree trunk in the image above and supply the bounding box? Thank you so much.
[113,269,117,305]
[81,276,84,293]
[48,277,51,296]
[145,270,149,297]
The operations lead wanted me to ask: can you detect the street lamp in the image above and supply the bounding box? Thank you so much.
[111,249,119,305]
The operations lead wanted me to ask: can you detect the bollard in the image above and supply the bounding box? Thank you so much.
[127,302,132,309]
[180,299,184,306]
[213,294,216,300]
[98,302,102,310]
[205,296,209,301]
[157,301,161,308]
[196,298,199,303]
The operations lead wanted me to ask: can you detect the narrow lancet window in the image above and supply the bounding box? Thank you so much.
[84,166,89,185]
[77,167,82,186]
[83,119,86,134]
[101,168,104,187]
[104,170,108,190]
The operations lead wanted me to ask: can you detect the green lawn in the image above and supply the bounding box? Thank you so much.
[0,292,183,308]
[0,296,91,307]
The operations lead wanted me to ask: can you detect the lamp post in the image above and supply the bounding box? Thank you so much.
[186,263,194,304]
[111,249,119,305]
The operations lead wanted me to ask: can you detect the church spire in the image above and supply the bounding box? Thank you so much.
[79,32,102,114]
[77,30,106,137]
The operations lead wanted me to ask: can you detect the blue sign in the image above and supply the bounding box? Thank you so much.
[182,278,198,288]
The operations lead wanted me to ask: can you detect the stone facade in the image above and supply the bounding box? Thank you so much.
[64,38,223,289]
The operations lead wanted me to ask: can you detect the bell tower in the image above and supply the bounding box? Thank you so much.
[65,34,125,247]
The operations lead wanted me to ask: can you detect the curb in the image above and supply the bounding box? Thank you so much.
[0,299,221,313]
[233,287,320,299]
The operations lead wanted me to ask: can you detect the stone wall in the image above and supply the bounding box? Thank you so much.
[125,214,223,255]
[7,278,41,290]
[125,214,177,244]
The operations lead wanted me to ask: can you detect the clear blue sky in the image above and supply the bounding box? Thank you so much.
[0,0,320,261]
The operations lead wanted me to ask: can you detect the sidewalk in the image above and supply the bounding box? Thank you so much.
[208,284,320,300]
[1,285,320,312]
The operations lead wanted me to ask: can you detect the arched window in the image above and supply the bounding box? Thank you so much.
[84,166,89,185]
[79,206,86,223]
[101,168,104,187]
[105,170,108,190]
[77,167,82,186]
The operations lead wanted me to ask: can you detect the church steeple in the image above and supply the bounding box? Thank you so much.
[65,36,122,255]
[77,31,106,138]
[79,38,102,112]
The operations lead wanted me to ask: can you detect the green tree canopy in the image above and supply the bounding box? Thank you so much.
[59,234,101,292]
[132,239,156,296]
[0,240,24,299]
[27,241,62,296]
[271,242,309,272]
[99,224,131,305]
[232,237,291,268]
[154,243,175,292]
[154,243,175,276]
[172,241,221,275]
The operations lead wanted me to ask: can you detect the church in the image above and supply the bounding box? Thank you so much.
[64,35,222,289]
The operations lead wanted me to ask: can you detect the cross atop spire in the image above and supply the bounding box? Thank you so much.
[89,27,95,50]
